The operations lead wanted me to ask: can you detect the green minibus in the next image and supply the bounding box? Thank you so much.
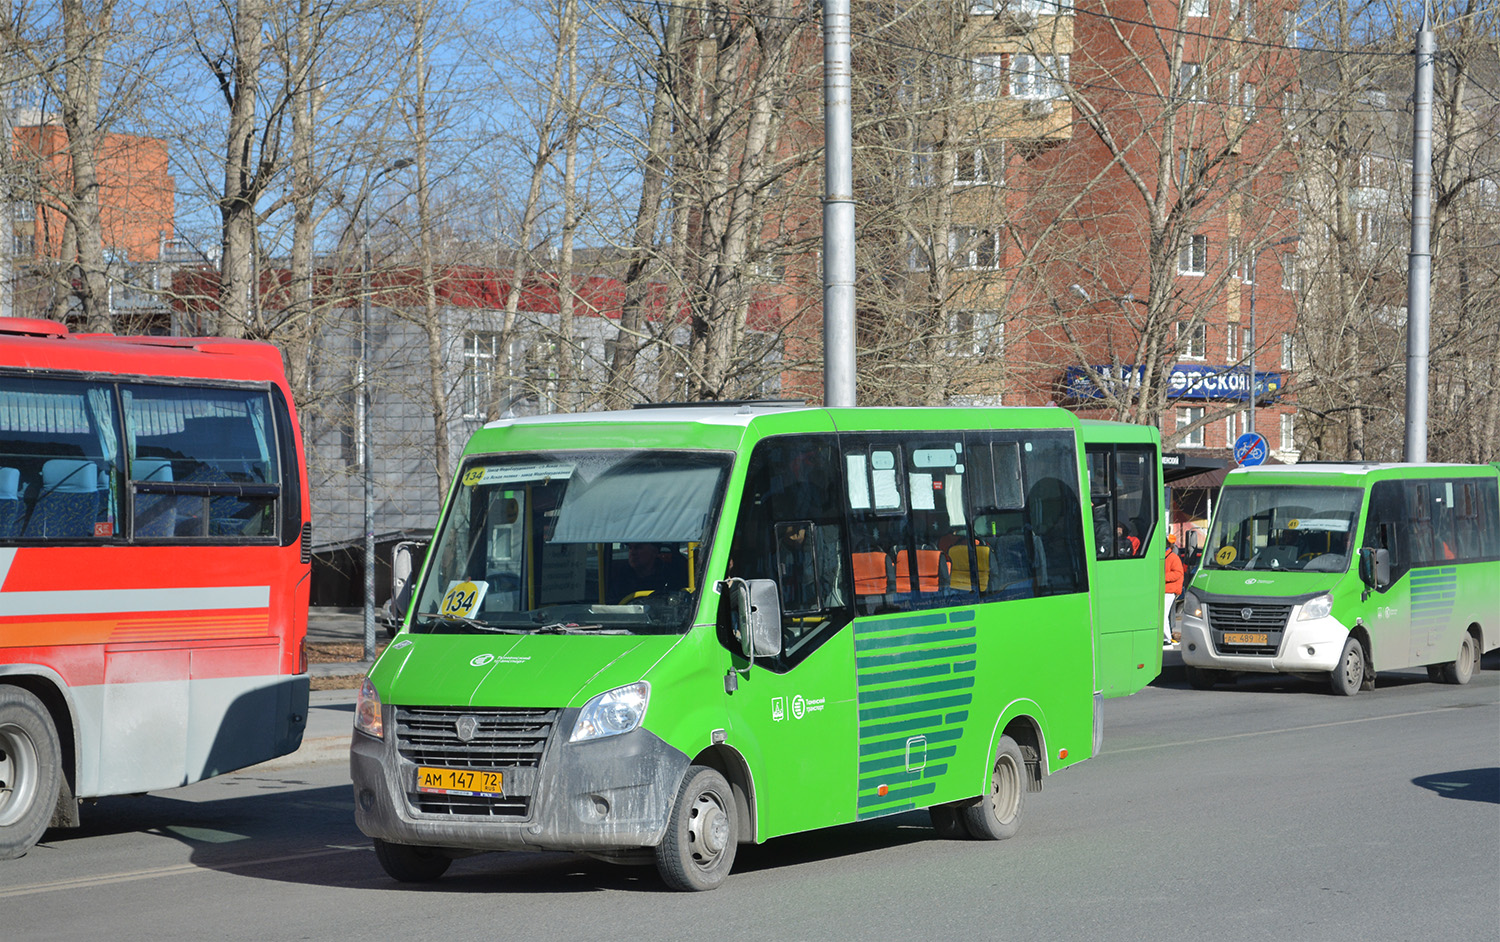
[1180,462,1500,695]
[350,403,1163,890]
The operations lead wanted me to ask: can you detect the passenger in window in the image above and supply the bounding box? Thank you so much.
[612,542,688,599]
[1116,524,1138,557]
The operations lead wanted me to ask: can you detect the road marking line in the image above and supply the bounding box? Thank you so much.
[1107,703,1498,755]
[0,845,369,898]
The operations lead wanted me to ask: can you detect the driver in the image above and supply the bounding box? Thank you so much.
[612,542,688,598]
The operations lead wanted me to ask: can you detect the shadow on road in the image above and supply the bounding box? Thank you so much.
[1412,767,1499,804]
[34,775,944,894]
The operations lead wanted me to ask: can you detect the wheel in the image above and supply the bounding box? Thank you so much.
[373,838,453,882]
[960,735,1026,841]
[655,765,738,891]
[1185,666,1226,690]
[0,686,63,860]
[1329,637,1366,696]
[1438,633,1478,685]
[928,804,971,839]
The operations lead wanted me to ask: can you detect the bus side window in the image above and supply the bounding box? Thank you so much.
[1085,443,1157,559]
[123,385,281,540]
[725,435,850,670]
[0,375,119,541]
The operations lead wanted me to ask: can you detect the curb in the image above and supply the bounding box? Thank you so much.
[310,660,373,678]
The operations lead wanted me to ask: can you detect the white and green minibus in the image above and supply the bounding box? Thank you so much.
[1180,462,1500,694]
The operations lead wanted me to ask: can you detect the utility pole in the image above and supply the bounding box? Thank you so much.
[822,0,855,407]
[1405,9,1435,463]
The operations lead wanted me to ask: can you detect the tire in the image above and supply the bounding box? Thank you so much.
[1438,633,1478,685]
[655,765,738,891]
[960,735,1026,841]
[1185,666,1225,690]
[0,686,63,860]
[928,804,971,839]
[373,838,453,882]
[1329,637,1366,696]
[1426,665,1445,682]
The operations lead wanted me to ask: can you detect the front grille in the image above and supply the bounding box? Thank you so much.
[394,706,559,818]
[1207,602,1292,656]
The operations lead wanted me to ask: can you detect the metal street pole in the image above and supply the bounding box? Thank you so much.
[362,158,412,661]
[1405,12,1435,463]
[822,0,855,407]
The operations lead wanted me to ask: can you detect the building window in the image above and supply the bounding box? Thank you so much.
[1280,252,1297,292]
[1231,0,1255,33]
[1281,91,1297,130]
[1176,147,1205,190]
[1241,82,1257,121]
[1281,9,1297,42]
[1178,62,1202,102]
[909,142,934,186]
[970,54,1005,100]
[1177,406,1206,448]
[1226,409,1249,443]
[907,235,932,271]
[949,310,1002,356]
[1186,0,1209,16]
[462,331,502,419]
[1227,322,1239,361]
[1280,332,1295,370]
[1177,320,1207,359]
[1177,234,1207,275]
[1280,412,1295,451]
[955,142,1004,185]
[950,226,1002,269]
[1011,54,1067,100]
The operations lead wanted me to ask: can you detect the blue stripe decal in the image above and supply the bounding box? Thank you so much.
[856,643,977,669]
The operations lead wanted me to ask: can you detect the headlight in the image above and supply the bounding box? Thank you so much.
[570,682,650,743]
[355,677,384,739]
[1298,593,1334,621]
[1182,591,1203,620]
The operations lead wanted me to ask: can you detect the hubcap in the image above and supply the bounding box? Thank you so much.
[0,723,39,828]
[687,790,729,864]
[990,753,1022,824]
[1343,650,1362,689]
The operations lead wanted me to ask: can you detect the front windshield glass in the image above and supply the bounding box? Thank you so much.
[1202,485,1362,574]
[412,450,731,635]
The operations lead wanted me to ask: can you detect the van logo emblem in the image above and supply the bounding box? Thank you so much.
[1241,607,1254,620]
[470,653,494,667]
[455,716,479,742]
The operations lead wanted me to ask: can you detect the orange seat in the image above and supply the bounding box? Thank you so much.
[895,548,944,593]
[852,551,890,596]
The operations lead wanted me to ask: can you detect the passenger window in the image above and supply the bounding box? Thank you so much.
[123,385,281,540]
[725,435,850,671]
[1086,444,1157,559]
[968,431,1088,599]
[0,376,119,541]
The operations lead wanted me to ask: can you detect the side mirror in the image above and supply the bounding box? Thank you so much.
[385,540,427,624]
[1358,546,1390,595]
[1186,529,1202,551]
[724,578,782,661]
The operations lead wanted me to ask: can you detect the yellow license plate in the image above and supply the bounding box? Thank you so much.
[1223,632,1268,645]
[416,766,503,797]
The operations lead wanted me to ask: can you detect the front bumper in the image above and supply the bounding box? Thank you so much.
[351,706,689,853]
[1180,612,1351,674]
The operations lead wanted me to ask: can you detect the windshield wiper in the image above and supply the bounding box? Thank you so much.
[414,613,523,634]
[535,622,609,634]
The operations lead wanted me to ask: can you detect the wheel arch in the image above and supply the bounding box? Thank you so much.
[0,665,81,827]
[984,699,1047,795]
[689,744,757,844]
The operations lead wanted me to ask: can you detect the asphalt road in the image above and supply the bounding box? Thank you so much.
[3,660,1497,942]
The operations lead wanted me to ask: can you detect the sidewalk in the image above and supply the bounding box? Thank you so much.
[307,606,382,680]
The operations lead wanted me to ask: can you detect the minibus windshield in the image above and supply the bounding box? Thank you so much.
[411,449,731,635]
[1202,485,1363,573]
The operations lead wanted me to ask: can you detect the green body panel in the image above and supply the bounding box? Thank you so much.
[374,405,1154,847]
[1188,462,1500,674]
[1080,421,1166,697]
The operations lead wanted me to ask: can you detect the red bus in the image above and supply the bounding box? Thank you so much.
[0,318,311,858]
